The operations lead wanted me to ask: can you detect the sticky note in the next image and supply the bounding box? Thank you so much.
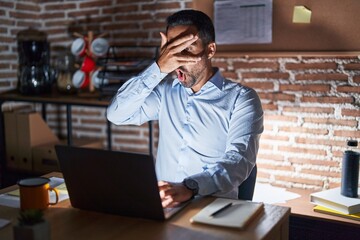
[292,6,312,23]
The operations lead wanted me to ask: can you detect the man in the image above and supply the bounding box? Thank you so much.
[107,10,263,207]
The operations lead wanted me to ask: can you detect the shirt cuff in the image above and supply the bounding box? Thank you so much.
[142,62,168,89]
[189,172,219,196]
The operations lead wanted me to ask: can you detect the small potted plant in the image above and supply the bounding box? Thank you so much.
[13,209,50,240]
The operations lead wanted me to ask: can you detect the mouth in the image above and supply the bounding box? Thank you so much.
[176,68,186,82]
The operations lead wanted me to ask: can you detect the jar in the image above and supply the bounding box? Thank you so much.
[55,52,76,94]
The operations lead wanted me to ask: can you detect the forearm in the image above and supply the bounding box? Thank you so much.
[106,62,167,125]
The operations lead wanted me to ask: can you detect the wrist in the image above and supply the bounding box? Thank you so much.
[182,178,199,198]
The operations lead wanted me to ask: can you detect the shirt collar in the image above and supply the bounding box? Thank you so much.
[172,67,224,92]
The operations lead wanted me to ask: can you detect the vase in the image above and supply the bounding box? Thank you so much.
[13,220,50,240]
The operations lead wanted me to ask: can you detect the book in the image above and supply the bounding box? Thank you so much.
[190,198,264,229]
[310,187,360,214]
[314,205,360,221]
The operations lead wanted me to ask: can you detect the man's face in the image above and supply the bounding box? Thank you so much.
[166,25,213,91]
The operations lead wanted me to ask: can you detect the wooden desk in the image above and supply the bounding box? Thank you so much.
[0,173,290,240]
[277,188,360,240]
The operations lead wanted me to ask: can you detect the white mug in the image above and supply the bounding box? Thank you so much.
[71,38,87,57]
[91,70,109,88]
[72,70,89,89]
[90,38,109,57]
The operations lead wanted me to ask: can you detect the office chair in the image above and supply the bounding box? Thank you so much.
[237,165,257,200]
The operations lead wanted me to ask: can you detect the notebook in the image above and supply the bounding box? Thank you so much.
[55,145,188,220]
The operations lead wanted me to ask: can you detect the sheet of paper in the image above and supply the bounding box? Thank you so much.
[0,177,69,208]
[253,183,300,204]
[0,218,11,229]
[293,6,312,23]
[214,0,273,45]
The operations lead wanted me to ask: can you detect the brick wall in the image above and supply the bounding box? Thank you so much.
[1,0,359,191]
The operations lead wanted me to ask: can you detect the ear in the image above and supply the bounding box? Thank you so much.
[206,42,216,59]
[159,32,167,49]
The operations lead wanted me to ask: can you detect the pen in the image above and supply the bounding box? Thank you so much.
[210,202,233,217]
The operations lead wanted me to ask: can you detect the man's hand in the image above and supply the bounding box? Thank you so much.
[158,180,193,208]
[156,32,201,73]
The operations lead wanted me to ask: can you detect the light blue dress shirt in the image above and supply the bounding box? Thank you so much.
[107,62,263,199]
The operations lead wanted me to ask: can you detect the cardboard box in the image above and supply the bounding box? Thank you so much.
[4,110,59,171]
[32,138,103,173]
[4,111,18,169]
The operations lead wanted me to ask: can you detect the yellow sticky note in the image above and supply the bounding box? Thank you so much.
[293,6,312,23]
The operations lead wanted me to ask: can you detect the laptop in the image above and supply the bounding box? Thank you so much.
[55,145,188,220]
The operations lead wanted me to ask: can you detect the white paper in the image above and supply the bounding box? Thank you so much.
[0,218,11,229]
[214,0,273,45]
[0,177,69,208]
[253,183,300,204]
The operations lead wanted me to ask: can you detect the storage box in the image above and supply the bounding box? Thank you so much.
[4,111,18,169]
[32,138,103,173]
[4,110,59,171]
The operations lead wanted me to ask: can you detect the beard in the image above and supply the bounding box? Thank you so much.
[176,62,207,89]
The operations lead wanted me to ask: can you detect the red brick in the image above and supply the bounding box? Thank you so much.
[344,63,360,70]
[222,71,237,79]
[354,75,360,83]
[341,108,360,117]
[141,2,181,11]
[242,72,289,80]
[283,106,333,114]
[114,13,152,21]
[275,175,324,187]
[259,143,274,150]
[279,126,328,135]
[258,92,296,102]
[257,163,294,171]
[68,9,99,18]
[280,84,330,92]
[285,62,337,70]
[0,1,14,8]
[80,0,112,8]
[114,138,148,145]
[303,117,358,127]
[72,126,102,133]
[337,85,360,93]
[278,146,327,156]
[9,11,38,19]
[44,3,77,11]
[295,137,344,147]
[295,73,348,81]
[233,62,279,70]
[212,61,228,69]
[16,3,40,12]
[333,130,360,138]
[289,157,339,167]
[243,81,274,90]
[17,21,41,28]
[257,153,285,161]
[104,5,139,14]
[256,171,271,180]
[265,115,298,122]
[300,169,340,178]
[261,103,278,111]
[261,134,289,141]
[143,22,166,30]
[301,96,354,104]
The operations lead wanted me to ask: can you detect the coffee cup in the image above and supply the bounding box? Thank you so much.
[90,38,109,57]
[91,70,109,88]
[71,37,87,57]
[80,56,96,73]
[18,177,59,210]
[72,70,90,89]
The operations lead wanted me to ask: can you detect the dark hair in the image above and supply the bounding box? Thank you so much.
[166,9,215,45]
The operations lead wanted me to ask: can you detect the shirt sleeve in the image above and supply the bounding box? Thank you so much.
[191,88,264,197]
[106,62,168,125]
